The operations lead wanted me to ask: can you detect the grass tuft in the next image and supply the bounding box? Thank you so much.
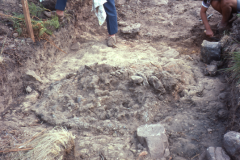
[225,51,240,83]
[11,3,59,38]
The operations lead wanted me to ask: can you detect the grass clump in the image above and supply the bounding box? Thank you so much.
[11,2,59,38]
[10,127,75,160]
[225,52,240,83]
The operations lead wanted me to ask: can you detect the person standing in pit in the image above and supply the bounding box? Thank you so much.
[200,0,240,37]
[52,0,118,47]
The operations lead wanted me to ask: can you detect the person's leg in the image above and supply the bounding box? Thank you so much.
[237,0,240,13]
[55,0,67,11]
[54,0,67,21]
[104,0,118,36]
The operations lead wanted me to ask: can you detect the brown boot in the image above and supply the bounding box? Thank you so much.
[43,11,64,22]
[107,36,117,48]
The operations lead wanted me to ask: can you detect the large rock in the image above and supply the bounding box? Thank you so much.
[199,147,230,160]
[121,23,141,34]
[148,76,166,94]
[137,124,169,159]
[223,131,240,159]
[201,40,221,64]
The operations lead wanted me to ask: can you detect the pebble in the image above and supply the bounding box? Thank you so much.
[13,33,18,38]
[8,44,15,48]
[77,96,82,103]
[26,38,33,43]
[207,129,213,132]
[71,42,80,51]
[19,4,22,7]
[131,76,143,84]
[26,86,32,93]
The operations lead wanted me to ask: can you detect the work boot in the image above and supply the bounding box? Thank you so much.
[107,36,117,48]
[43,11,64,22]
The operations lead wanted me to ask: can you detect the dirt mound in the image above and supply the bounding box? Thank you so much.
[28,52,228,158]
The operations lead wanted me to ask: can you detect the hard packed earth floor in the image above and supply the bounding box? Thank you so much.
[0,0,237,159]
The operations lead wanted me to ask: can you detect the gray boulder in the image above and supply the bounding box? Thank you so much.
[121,23,141,34]
[201,40,221,64]
[199,147,230,160]
[223,131,240,159]
[137,124,169,159]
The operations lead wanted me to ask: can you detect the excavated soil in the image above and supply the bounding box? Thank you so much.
[0,0,235,159]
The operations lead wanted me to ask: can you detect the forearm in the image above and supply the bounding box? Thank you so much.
[200,11,212,31]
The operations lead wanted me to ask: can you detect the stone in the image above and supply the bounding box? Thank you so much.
[201,40,221,64]
[161,49,179,59]
[137,124,169,159]
[116,0,126,5]
[77,96,82,103]
[26,38,33,43]
[204,65,217,76]
[215,147,230,160]
[25,70,43,83]
[200,147,230,160]
[121,23,141,34]
[149,0,168,5]
[26,86,32,93]
[8,44,15,48]
[131,76,143,84]
[207,129,213,132]
[210,60,223,67]
[217,109,229,120]
[25,90,39,103]
[174,157,187,160]
[71,42,80,51]
[136,73,149,86]
[13,33,18,38]
[206,147,216,160]
[148,76,166,94]
[218,92,228,101]
[118,21,128,27]
[223,131,240,159]
[19,4,22,7]
[0,56,3,64]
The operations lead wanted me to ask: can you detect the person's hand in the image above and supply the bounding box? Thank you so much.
[204,29,214,37]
